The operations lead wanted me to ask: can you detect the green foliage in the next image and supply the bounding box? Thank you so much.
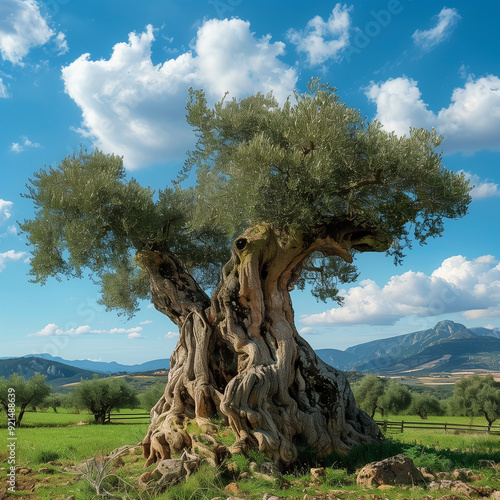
[156,462,225,500]
[409,392,444,419]
[21,149,229,315]
[186,79,471,254]
[378,380,412,417]
[352,374,385,418]
[36,449,61,464]
[140,382,165,411]
[449,374,500,427]
[0,373,51,426]
[21,79,471,312]
[69,376,139,424]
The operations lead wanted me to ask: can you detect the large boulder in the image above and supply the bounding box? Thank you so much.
[356,454,424,487]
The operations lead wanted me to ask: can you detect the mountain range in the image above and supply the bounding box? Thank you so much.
[2,320,499,383]
[316,320,500,374]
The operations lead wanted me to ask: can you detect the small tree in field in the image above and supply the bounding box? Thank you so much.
[70,377,139,424]
[378,380,412,417]
[0,373,51,426]
[21,80,471,465]
[449,375,500,430]
[42,393,68,413]
[409,392,443,419]
[352,374,385,418]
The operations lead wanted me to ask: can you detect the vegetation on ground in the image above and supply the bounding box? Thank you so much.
[1,409,499,499]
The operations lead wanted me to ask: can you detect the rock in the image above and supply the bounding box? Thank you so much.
[310,467,325,480]
[47,461,63,466]
[38,467,56,474]
[436,471,448,479]
[478,460,497,469]
[490,491,500,500]
[249,462,258,472]
[262,494,282,500]
[239,472,249,479]
[225,482,243,496]
[452,469,474,482]
[419,467,436,482]
[138,450,201,492]
[378,484,395,490]
[428,480,485,497]
[65,496,75,500]
[356,454,424,487]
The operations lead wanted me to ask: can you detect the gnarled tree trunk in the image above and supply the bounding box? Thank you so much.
[139,222,386,467]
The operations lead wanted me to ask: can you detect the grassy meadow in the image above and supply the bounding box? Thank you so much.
[1,408,500,499]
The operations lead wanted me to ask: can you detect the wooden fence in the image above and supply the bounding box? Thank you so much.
[104,414,500,436]
[376,420,500,435]
[105,412,150,424]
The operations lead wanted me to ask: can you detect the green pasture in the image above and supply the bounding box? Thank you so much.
[1,410,500,499]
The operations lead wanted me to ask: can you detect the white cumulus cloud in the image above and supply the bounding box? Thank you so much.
[28,324,144,337]
[366,74,500,153]
[412,7,461,51]
[0,0,67,65]
[164,331,179,339]
[287,3,352,65]
[62,21,297,169]
[0,249,28,271]
[127,332,144,339]
[301,255,500,326]
[0,200,13,223]
[10,136,41,153]
[460,171,500,200]
[0,78,8,98]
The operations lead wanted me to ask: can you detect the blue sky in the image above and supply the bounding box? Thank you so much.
[1,0,499,364]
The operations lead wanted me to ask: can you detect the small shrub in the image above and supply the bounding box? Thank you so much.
[36,450,60,464]
[228,453,249,474]
[158,462,224,500]
[247,447,271,466]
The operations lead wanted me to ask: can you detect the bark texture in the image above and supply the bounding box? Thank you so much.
[139,222,387,467]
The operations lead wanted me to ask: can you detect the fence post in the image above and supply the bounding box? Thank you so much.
[444,423,447,434]
[401,421,404,433]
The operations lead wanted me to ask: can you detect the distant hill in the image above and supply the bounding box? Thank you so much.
[470,326,500,339]
[0,357,103,387]
[315,348,359,371]
[14,353,170,374]
[344,320,500,374]
[4,321,500,381]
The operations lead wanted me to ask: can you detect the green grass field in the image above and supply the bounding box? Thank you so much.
[1,410,500,499]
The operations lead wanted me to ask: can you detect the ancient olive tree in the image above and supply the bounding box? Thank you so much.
[21,81,471,466]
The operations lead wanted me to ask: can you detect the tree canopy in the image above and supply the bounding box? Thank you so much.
[70,377,139,424]
[21,80,471,312]
[449,374,500,429]
[0,373,51,426]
